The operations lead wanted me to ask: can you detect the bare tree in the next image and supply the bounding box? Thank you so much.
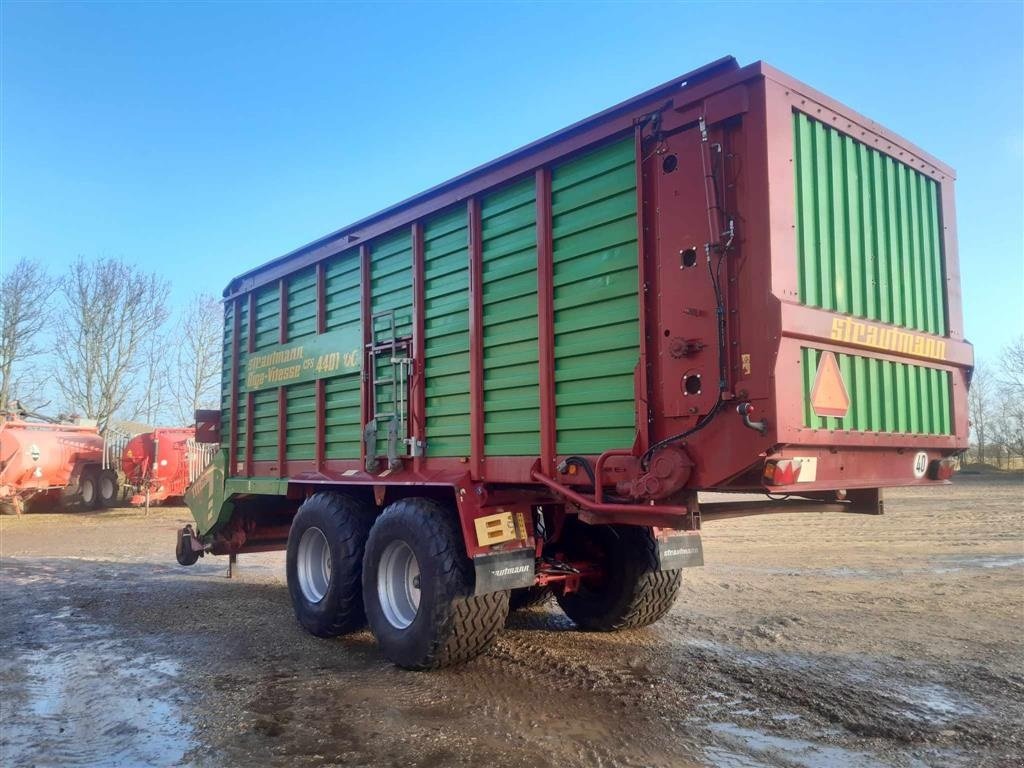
[171,293,223,424]
[54,257,169,430]
[131,329,173,426]
[0,259,56,411]
[994,336,1024,464]
[967,362,995,465]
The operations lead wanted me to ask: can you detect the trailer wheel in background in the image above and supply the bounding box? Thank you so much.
[286,492,375,637]
[362,498,509,669]
[97,469,120,508]
[508,586,552,612]
[79,470,100,509]
[556,522,681,632]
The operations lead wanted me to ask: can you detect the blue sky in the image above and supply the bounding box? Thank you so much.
[2,1,1021,363]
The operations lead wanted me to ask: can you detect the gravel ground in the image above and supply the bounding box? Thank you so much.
[1,474,1022,767]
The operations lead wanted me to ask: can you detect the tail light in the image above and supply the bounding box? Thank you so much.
[763,458,803,486]
[927,458,957,481]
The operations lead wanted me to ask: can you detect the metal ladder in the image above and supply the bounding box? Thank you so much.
[364,310,412,472]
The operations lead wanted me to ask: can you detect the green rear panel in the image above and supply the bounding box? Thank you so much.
[423,208,470,457]
[801,347,951,434]
[794,112,946,335]
[481,178,540,456]
[323,250,362,459]
[371,230,413,455]
[250,285,280,461]
[550,138,639,454]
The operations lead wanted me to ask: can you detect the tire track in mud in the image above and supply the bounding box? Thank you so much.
[469,605,1012,768]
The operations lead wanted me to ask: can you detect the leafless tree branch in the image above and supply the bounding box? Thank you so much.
[0,258,56,411]
[53,257,169,431]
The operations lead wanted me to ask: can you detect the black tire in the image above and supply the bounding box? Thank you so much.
[175,526,202,566]
[508,586,552,612]
[97,469,120,508]
[79,470,100,509]
[286,492,375,637]
[362,498,509,670]
[556,522,681,631]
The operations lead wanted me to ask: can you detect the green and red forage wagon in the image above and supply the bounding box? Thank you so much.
[179,56,971,669]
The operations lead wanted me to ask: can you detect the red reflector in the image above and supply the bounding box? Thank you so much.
[810,351,850,419]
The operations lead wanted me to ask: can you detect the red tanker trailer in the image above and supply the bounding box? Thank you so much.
[0,412,120,514]
[121,427,200,505]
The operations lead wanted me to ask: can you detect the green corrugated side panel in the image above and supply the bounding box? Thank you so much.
[481,177,540,456]
[794,112,946,336]
[251,283,281,460]
[423,207,470,457]
[220,302,233,444]
[371,230,413,455]
[235,299,249,461]
[550,137,639,455]
[323,250,362,459]
[324,374,361,459]
[800,347,952,435]
[250,388,279,460]
[285,381,316,460]
[253,282,281,350]
[370,230,413,340]
[287,266,317,341]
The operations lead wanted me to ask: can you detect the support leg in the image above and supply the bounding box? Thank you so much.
[847,488,884,515]
[227,553,237,578]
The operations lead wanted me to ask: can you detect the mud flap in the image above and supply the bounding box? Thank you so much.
[472,548,536,595]
[657,532,704,570]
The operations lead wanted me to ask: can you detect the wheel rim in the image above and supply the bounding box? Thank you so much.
[81,479,95,504]
[100,475,115,500]
[377,540,420,630]
[296,527,332,603]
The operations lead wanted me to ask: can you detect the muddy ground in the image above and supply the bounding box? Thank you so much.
[1,475,1022,768]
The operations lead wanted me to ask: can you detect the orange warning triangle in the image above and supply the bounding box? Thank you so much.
[810,351,850,418]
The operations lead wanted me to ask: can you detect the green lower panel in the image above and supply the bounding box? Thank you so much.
[801,347,951,434]
[551,137,639,454]
[324,372,361,459]
[250,388,279,460]
[481,177,540,456]
[285,381,316,461]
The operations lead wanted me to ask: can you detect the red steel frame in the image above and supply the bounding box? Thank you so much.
[224,58,971,541]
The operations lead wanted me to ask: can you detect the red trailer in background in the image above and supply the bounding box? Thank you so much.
[0,413,119,513]
[121,427,214,506]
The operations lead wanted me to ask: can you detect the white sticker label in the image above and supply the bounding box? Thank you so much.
[793,457,818,483]
[913,451,929,479]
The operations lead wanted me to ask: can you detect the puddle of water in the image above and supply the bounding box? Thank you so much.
[887,681,976,725]
[3,636,195,767]
[706,722,889,768]
[684,638,815,673]
[930,554,1024,574]
[715,553,1024,580]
